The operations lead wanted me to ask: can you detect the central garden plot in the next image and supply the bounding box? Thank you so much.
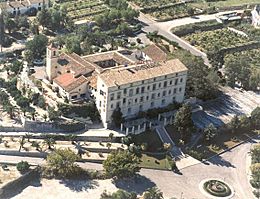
[199,179,234,199]
[183,28,252,53]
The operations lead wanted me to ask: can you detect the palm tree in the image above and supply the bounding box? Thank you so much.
[31,141,40,151]
[18,136,26,152]
[43,137,56,150]
[142,187,164,199]
[29,109,37,121]
[2,104,17,119]
[74,141,85,158]
[43,114,48,121]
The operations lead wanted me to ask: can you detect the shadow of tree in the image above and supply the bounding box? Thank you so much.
[3,173,42,199]
[113,174,156,195]
[207,155,236,168]
[59,179,99,192]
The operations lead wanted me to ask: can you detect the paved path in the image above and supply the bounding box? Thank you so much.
[193,87,260,129]
[155,126,183,158]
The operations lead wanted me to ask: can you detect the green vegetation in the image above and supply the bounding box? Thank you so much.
[250,144,260,198]
[58,102,100,121]
[183,28,251,53]
[124,130,163,152]
[111,108,124,128]
[224,49,260,91]
[25,34,48,59]
[100,189,137,199]
[103,149,140,178]
[171,20,223,36]
[186,107,260,160]
[203,180,232,197]
[45,148,81,178]
[16,161,30,173]
[174,104,195,143]
[139,153,171,170]
[142,187,164,199]
[60,0,108,22]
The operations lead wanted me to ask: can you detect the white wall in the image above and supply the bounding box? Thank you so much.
[98,71,188,126]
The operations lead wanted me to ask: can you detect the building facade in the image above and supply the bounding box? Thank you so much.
[252,5,260,28]
[46,44,188,127]
[0,0,48,16]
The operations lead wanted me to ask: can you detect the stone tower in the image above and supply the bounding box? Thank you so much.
[46,43,59,81]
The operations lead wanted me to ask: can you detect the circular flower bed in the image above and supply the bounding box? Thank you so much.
[203,180,232,197]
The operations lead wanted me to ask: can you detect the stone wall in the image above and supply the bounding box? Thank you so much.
[0,120,86,133]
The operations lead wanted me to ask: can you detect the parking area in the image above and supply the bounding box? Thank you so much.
[193,87,260,129]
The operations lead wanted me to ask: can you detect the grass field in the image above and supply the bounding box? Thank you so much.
[139,153,171,170]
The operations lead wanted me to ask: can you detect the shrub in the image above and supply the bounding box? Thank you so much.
[16,161,30,173]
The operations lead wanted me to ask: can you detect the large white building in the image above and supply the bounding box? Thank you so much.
[0,0,48,15]
[252,5,260,28]
[46,44,188,127]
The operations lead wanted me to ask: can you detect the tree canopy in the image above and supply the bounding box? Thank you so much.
[100,189,137,199]
[174,104,194,143]
[103,149,140,178]
[26,34,48,59]
[46,148,80,178]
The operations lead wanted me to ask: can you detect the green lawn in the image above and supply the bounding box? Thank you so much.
[131,130,163,152]
[188,130,258,160]
[139,153,171,170]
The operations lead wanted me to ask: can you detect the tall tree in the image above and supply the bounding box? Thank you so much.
[103,150,140,179]
[176,50,219,100]
[203,123,217,142]
[26,34,48,59]
[36,3,51,30]
[46,148,80,178]
[111,107,124,127]
[143,187,164,199]
[174,104,194,143]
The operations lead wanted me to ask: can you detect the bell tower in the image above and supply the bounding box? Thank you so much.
[46,43,59,81]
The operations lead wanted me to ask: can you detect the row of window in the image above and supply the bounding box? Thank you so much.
[110,87,183,109]
[126,97,176,114]
[110,78,184,101]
